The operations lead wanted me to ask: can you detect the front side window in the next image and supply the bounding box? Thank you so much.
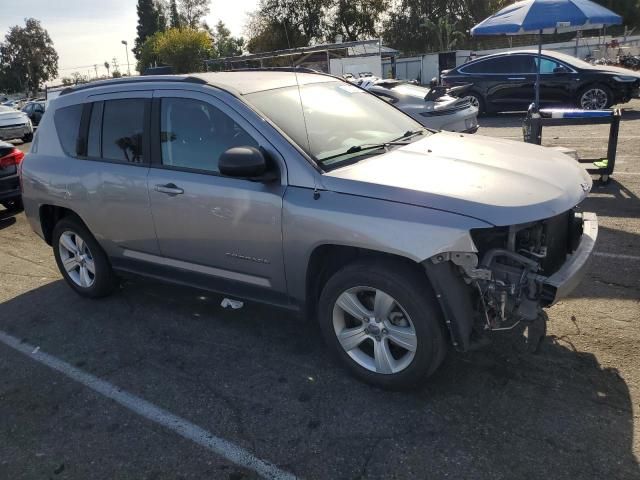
[160,98,258,173]
[245,80,424,167]
[536,57,564,74]
[101,99,145,164]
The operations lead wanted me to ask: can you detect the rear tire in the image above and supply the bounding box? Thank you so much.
[318,258,447,389]
[52,215,118,298]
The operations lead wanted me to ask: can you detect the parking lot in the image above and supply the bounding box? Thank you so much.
[1,103,639,479]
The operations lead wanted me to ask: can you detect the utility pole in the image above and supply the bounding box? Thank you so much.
[94,64,98,78]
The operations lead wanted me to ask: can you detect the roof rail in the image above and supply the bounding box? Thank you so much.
[219,67,321,74]
[59,75,206,96]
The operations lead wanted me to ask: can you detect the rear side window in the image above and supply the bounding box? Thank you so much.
[101,99,146,164]
[461,56,535,74]
[54,104,83,156]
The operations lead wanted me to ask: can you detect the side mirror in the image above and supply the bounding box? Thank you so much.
[219,146,275,181]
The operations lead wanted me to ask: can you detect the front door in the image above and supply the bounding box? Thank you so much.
[145,90,288,302]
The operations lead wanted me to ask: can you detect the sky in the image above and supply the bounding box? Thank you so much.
[0,0,258,82]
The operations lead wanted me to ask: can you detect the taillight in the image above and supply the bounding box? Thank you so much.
[0,148,25,168]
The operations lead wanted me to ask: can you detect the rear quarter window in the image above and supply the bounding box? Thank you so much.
[54,104,83,157]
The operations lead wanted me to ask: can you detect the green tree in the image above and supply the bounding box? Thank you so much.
[592,0,640,28]
[134,0,166,59]
[136,31,163,72]
[328,0,388,42]
[0,18,58,94]
[212,21,244,57]
[422,16,466,52]
[169,0,183,28]
[137,27,211,73]
[245,0,329,53]
[179,0,211,29]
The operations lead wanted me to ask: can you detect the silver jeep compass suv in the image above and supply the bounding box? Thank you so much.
[21,72,597,389]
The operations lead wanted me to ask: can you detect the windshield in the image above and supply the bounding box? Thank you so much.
[244,80,425,167]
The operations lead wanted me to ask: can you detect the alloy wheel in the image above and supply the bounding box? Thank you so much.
[332,286,417,375]
[465,95,480,109]
[58,231,96,288]
[580,88,608,110]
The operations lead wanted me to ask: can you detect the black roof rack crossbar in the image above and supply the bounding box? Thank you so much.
[59,75,206,96]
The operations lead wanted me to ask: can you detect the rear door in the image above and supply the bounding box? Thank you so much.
[65,91,160,257]
[145,89,288,303]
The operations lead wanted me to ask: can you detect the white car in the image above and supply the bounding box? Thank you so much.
[0,105,33,142]
[360,78,479,133]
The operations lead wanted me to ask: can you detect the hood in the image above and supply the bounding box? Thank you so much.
[321,132,592,226]
[0,110,29,126]
[591,65,640,79]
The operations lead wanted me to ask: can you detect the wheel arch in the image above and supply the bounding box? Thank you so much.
[39,204,86,245]
[303,244,424,322]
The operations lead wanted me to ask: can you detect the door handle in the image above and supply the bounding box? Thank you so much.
[154,183,184,195]
[507,77,526,80]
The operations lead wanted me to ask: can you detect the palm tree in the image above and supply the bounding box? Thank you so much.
[104,61,110,77]
[422,16,467,52]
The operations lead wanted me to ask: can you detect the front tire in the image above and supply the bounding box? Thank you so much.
[318,259,447,389]
[52,215,118,298]
[22,132,33,143]
[577,84,613,110]
[464,92,485,115]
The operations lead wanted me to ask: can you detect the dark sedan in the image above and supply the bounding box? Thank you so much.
[441,50,640,113]
[22,101,45,126]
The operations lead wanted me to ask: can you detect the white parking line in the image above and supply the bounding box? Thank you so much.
[0,330,298,480]
[594,252,640,261]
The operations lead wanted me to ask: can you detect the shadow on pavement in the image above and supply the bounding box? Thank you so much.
[0,279,637,479]
[0,215,16,231]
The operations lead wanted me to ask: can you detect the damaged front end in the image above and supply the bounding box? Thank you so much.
[425,210,598,351]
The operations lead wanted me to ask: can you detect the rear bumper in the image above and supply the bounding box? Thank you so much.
[0,123,32,141]
[542,212,598,306]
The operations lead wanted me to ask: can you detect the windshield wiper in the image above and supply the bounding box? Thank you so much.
[319,130,426,164]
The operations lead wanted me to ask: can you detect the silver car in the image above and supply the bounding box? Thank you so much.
[361,78,479,133]
[0,105,33,142]
[21,72,597,389]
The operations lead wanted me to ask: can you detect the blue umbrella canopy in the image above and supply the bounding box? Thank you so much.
[471,0,622,36]
[471,0,622,109]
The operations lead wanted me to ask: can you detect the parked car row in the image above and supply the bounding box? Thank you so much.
[441,49,640,113]
[18,71,597,388]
